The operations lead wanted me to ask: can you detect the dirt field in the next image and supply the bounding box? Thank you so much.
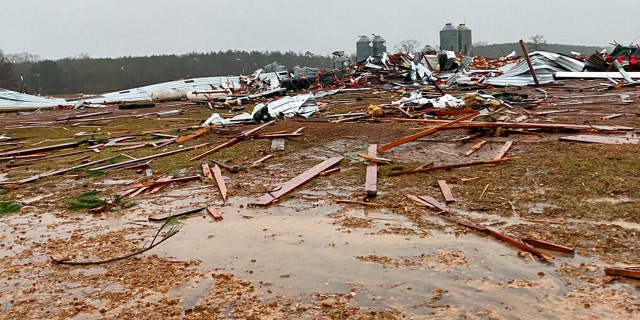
[1,80,639,319]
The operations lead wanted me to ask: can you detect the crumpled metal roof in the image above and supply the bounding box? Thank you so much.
[0,89,70,111]
[81,71,287,104]
[486,51,585,86]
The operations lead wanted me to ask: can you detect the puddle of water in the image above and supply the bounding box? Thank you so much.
[584,197,636,205]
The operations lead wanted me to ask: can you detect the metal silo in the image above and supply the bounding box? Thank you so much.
[356,35,373,63]
[372,35,387,57]
[458,24,473,54]
[439,23,458,51]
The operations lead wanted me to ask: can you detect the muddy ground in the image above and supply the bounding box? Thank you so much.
[1,80,639,319]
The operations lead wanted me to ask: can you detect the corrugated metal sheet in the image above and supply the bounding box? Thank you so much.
[486,51,584,86]
[81,72,287,104]
[0,89,70,111]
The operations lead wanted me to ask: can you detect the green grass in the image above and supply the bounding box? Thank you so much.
[0,201,21,216]
[65,191,105,210]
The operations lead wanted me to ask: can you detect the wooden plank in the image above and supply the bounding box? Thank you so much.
[19,155,121,184]
[519,39,540,86]
[150,176,173,194]
[250,154,274,167]
[364,144,378,198]
[416,195,447,212]
[91,143,210,171]
[358,153,392,164]
[388,118,634,131]
[378,112,478,153]
[175,126,212,144]
[487,229,553,260]
[559,135,640,145]
[190,137,239,161]
[251,156,343,206]
[201,163,213,179]
[319,167,341,176]
[211,164,227,203]
[406,194,435,209]
[493,141,514,160]
[437,180,456,203]
[125,175,201,190]
[601,113,624,120]
[522,237,575,254]
[0,141,82,158]
[387,158,510,177]
[206,206,223,220]
[605,267,640,279]
[465,140,487,156]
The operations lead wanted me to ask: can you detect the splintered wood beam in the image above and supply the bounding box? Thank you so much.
[251,156,343,206]
[465,140,487,156]
[250,154,274,167]
[211,164,227,203]
[437,180,456,203]
[364,144,378,198]
[19,155,121,184]
[487,229,553,260]
[190,138,239,161]
[605,267,640,280]
[388,118,634,131]
[493,141,514,160]
[377,112,478,153]
[206,206,223,220]
[559,135,640,145]
[0,141,82,158]
[125,175,201,190]
[416,195,447,212]
[319,167,341,176]
[387,158,510,177]
[175,126,212,144]
[522,237,575,254]
[201,163,213,179]
[90,143,210,171]
[406,194,435,209]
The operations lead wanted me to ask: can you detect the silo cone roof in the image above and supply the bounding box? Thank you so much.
[441,23,456,31]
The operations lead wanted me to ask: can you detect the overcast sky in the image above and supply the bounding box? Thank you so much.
[1,0,638,60]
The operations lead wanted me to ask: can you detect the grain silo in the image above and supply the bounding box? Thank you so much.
[457,23,473,55]
[372,35,387,57]
[439,23,458,52]
[356,35,373,63]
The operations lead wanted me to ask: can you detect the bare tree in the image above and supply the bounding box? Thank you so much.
[393,39,421,55]
[0,49,18,90]
[529,34,547,51]
[6,52,41,64]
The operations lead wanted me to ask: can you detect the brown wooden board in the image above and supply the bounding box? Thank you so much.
[211,164,227,202]
[559,135,640,145]
[522,237,575,254]
[604,267,640,279]
[406,194,435,209]
[206,206,223,220]
[377,112,477,153]
[465,140,487,156]
[251,157,343,206]
[387,158,510,177]
[437,180,456,203]
[201,163,213,179]
[493,141,514,160]
[364,144,378,198]
[417,195,447,212]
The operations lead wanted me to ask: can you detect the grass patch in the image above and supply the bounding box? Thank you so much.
[0,201,21,216]
[86,170,106,178]
[65,191,105,210]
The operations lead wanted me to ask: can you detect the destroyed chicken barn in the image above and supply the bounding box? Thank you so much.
[0,44,639,318]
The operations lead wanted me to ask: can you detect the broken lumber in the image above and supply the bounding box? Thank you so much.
[364,144,378,198]
[211,164,227,202]
[206,206,223,220]
[0,141,82,158]
[559,135,639,145]
[387,158,510,177]
[358,153,392,164]
[190,120,275,162]
[465,140,487,156]
[175,126,213,144]
[19,155,121,184]
[522,237,575,254]
[251,156,343,206]
[201,163,213,179]
[250,154,274,167]
[388,118,634,131]
[493,141,514,160]
[604,267,640,280]
[319,167,341,176]
[416,195,447,211]
[124,176,201,190]
[377,112,478,153]
[437,180,456,203]
[91,142,210,171]
[406,194,435,209]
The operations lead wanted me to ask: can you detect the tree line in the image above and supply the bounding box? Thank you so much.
[1,50,334,95]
